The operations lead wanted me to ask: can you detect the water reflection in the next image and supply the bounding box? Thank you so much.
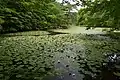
[45,47,120,80]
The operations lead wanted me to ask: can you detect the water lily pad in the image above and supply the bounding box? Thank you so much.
[115,65,120,69]
[16,74,22,78]
[114,72,120,77]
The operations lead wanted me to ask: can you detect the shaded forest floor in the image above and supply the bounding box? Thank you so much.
[0,26,120,80]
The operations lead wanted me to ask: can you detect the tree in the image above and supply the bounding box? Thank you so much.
[77,0,120,30]
[0,0,70,33]
[60,0,79,25]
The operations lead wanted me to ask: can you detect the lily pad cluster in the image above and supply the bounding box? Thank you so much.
[0,31,120,80]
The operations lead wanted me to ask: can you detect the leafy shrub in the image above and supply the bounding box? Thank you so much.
[0,0,69,33]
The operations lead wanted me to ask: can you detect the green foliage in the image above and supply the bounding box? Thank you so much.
[0,0,70,33]
[0,31,120,79]
[78,0,120,30]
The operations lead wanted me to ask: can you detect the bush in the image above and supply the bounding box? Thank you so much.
[0,0,69,33]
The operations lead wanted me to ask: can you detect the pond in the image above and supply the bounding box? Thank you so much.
[43,34,120,80]
[0,28,120,80]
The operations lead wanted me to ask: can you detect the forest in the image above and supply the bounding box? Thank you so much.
[0,0,120,33]
[0,0,120,80]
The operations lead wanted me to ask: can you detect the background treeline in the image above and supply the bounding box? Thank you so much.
[1,0,119,33]
[0,0,73,33]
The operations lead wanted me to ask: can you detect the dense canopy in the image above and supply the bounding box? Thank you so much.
[77,0,120,30]
[0,0,74,33]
